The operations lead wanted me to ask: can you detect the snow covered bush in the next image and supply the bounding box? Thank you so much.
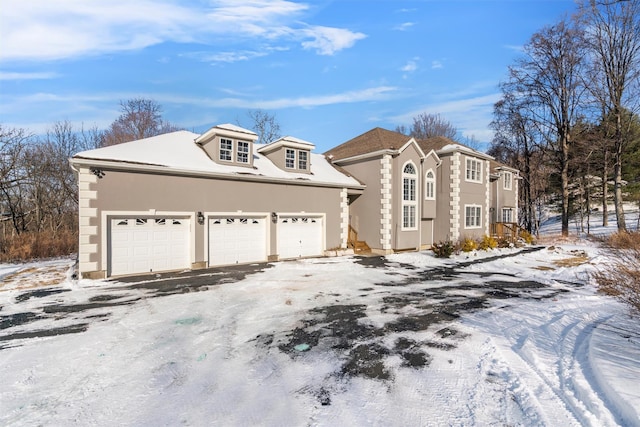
[593,231,640,312]
[432,241,456,258]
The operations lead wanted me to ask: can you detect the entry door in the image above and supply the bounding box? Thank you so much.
[277,216,323,259]
[209,216,267,266]
[109,217,190,276]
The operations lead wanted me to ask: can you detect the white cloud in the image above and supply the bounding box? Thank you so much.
[431,60,443,69]
[301,26,367,56]
[394,22,415,31]
[401,59,419,73]
[0,71,59,80]
[0,0,364,62]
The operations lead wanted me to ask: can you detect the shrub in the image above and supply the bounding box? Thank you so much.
[519,230,535,245]
[478,235,498,250]
[460,237,477,252]
[592,231,640,312]
[0,230,77,262]
[432,241,456,258]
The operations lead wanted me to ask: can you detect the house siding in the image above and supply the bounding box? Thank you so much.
[457,156,489,240]
[85,169,343,276]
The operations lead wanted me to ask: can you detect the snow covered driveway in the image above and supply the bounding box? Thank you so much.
[0,245,638,426]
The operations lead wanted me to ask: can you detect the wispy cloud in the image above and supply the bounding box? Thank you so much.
[431,60,443,69]
[401,58,420,79]
[0,71,59,80]
[301,26,367,56]
[394,22,415,31]
[0,0,365,63]
[504,44,524,53]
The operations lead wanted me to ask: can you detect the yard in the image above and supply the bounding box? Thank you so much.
[1,237,638,426]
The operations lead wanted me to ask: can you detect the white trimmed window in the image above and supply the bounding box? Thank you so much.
[298,150,308,170]
[503,171,513,190]
[425,169,435,200]
[465,157,482,183]
[285,149,295,169]
[220,138,233,162]
[402,162,417,229]
[502,208,513,223]
[465,205,482,228]
[236,140,249,163]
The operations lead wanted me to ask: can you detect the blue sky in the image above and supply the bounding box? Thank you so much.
[1,0,577,152]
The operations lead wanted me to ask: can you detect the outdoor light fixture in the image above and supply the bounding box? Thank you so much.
[197,211,205,225]
[271,212,278,223]
[89,167,105,179]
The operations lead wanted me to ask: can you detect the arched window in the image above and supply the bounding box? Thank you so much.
[425,169,435,200]
[402,162,417,229]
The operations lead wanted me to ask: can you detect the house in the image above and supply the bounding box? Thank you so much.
[70,124,364,279]
[325,128,520,254]
[70,124,519,279]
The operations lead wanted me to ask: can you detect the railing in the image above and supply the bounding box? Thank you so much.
[490,222,525,242]
[348,225,370,253]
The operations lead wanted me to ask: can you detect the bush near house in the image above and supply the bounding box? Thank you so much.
[0,231,77,262]
[479,235,498,250]
[593,231,640,312]
[432,241,456,258]
[461,238,478,252]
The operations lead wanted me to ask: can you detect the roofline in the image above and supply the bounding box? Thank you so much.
[195,125,258,145]
[257,139,316,154]
[330,148,398,164]
[69,157,365,191]
[398,138,426,158]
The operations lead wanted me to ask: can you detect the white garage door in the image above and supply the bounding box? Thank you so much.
[109,217,190,276]
[277,216,323,259]
[209,216,267,266]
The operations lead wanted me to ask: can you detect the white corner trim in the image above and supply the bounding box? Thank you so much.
[450,152,461,241]
[340,189,349,249]
[380,155,392,249]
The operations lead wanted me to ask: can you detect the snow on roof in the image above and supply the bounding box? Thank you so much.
[72,130,361,188]
[215,123,257,136]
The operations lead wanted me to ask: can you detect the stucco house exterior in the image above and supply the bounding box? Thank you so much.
[71,124,519,278]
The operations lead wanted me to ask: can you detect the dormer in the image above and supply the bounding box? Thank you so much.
[257,136,315,174]
[195,123,258,168]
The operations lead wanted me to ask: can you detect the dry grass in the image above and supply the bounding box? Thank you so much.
[592,231,640,312]
[0,230,77,263]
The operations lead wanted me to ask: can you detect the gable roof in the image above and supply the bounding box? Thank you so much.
[325,127,414,161]
[418,136,494,161]
[71,129,363,189]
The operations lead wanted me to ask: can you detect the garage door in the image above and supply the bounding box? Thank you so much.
[109,217,190,276]
[209,216,267,266]
[277,216,323,259]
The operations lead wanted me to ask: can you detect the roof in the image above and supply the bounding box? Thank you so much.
[71,129,362,188]
[324,127,413,161]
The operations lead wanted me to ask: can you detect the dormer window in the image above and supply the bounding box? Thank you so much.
[298,151,308,170]
[237,141,249,163]
[285,149,296,168]
[220,138,233,162]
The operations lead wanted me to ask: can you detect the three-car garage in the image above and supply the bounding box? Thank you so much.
[106,212,326,277]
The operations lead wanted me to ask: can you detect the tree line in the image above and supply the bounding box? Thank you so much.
[489,0,640,237]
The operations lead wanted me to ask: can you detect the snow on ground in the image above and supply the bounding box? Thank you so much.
[1,228,639,425]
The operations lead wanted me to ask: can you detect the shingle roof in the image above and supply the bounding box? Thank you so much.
[324,127,413,160]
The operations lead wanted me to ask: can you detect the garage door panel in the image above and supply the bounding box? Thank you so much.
[277,216,323,259]
[109,217,190,276]
[209,216,267,266]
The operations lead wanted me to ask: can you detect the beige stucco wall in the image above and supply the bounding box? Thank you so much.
[338,156,384,251]
[434,154,453,242]
[85,168,344,275]
[421,154,439,220]
[457,155,490,240]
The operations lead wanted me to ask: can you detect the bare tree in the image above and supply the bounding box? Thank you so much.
[0,125,31,236]
[101,98,181,146]
[404,113,458,140]
[505,19,588,237]
[579,0,640,231]
[241,109,282,144]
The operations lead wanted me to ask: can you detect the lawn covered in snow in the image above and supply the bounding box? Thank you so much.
[1,218,639,425]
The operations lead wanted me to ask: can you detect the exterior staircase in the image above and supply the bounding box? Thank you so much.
[348,225,371,254]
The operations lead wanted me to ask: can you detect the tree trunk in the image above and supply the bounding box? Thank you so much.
[613,146,627,231]
[602,149,609,227]
[561,137,570,237]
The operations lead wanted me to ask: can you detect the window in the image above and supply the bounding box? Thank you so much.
[502,208,513,223]
[466,158,482,183]
[503,171,512,190]
[402,162,417,229]
[465,205,482,228]
[285,149,295,168]
[220,138,233,162]
[237,141,249,163]
[425,169,435,200]
[298,150,308,170]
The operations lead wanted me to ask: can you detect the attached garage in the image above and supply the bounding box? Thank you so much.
[208,216,268,266]
[277,215,324,259]
[108,217,191,276]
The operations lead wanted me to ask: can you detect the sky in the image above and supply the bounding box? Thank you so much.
[0,0,578,153]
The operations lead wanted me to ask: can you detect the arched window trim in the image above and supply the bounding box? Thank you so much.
[425,168,436,200]
[401,160,418,230]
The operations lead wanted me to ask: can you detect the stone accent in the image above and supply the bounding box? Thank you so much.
[515,176,519,224]
[484,160,491,235]
[449,152,461,241]
[380,155,392,250]
[78,167,99,274]
[340,188,349,249]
